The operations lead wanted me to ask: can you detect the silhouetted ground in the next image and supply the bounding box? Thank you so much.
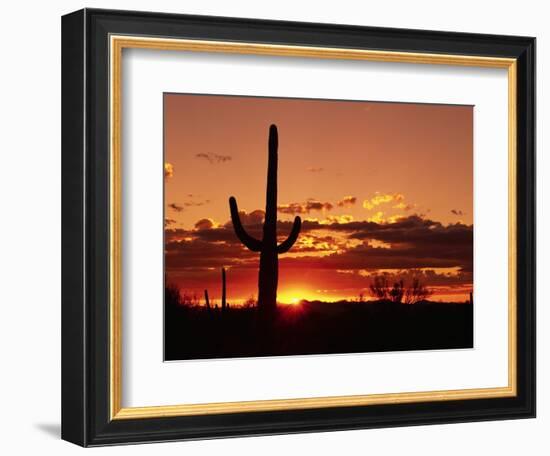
[164,296,473,361]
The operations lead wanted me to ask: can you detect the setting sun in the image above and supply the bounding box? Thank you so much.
[278,290,307,305]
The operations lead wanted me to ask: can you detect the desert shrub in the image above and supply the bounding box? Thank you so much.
[165,283,182,307]
[369,275,390,300]
[242,295,257,308]
[403,278,433,304]
[369,275,432,304]
[389,280,405,303]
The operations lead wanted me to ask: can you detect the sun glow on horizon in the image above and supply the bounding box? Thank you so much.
[277,289,317,305]
[276,288,362,304]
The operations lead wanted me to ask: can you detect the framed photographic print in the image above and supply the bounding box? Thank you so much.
[61,8,535,446]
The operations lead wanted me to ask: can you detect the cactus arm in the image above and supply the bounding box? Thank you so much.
[277,216,302,253]
[229,196,263,252]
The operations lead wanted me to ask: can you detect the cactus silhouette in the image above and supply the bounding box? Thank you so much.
[229,125,301,315]
[204,289,210,309]
[221,267,227,311]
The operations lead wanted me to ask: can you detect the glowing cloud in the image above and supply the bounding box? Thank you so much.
[393,202,413,211]
[322,214,354,224]
[164,162,174,179]
[367,211,385,223]
[363,192,405,210]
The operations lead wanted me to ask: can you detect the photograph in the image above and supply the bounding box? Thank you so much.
[163,93,474,360]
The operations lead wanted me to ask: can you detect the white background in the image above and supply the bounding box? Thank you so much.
[0,0,546,454]
[123,50,509,407]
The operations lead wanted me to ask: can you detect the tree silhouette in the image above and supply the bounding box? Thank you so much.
[369,275,431,304]
[389,280,405,303]
[369,275,390,300]
[404,278,433,304]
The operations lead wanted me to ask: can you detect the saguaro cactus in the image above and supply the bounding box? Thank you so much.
[229,125,302,315]
[204,289,210,309]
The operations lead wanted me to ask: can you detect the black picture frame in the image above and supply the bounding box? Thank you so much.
[62,8,535,447]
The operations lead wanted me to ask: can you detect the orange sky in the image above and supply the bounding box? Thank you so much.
[164,93,473,304]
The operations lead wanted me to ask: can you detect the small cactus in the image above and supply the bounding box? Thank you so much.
[204,289,210,309]
[229,125,301,316]
[221,267,227,311]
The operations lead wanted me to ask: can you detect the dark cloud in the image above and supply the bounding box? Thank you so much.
[278,200,334,215]
[281,215,472,271]
[166,212,472,280]
[168,196,210,212]
[348,216,472,247]
[168,203,184,212]
[277,215,472,271]
[164,218,177,227]
[337,196,357,207]
[194,218,215,230]
[306,167,324,173]
[224,209,265,227]
[194,226,243,244]
[184,199,210,207]
[196,152,232,164]
[451,209,465,216]
[364,268,473,287]
[280,241,470,271]
[165,238,256,270]
[165,228,188,242]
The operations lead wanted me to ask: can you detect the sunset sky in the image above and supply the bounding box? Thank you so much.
[164,94,473,304]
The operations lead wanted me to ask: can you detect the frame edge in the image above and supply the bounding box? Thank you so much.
[61,8,88,448]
